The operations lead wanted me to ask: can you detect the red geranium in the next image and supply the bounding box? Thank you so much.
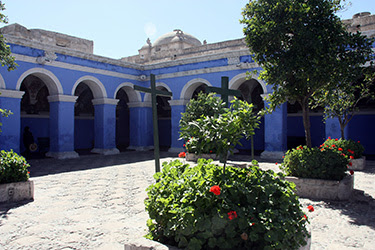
[307,205,314,212]
[350,170,354,175]
[350,155,354,159]
[338,148,343,151]
[348,162,353,166]
[178,152,186,158]
[210,185,221,195]
[228,211,237,220]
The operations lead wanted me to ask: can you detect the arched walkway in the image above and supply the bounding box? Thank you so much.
[180,78,212,100]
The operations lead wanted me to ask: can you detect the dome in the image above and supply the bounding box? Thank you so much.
[153,29,201,47]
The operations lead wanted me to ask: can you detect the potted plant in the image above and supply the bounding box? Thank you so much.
[0,150,33,203]
[280,145,353,200]
[321,137,366,170]
[145,159,310,249]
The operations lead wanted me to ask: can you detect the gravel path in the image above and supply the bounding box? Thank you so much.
[1,152,374,249]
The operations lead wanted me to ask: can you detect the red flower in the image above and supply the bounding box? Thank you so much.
[228,211,237,220]
[357,141,360,143]
[350,170,354,175]
[209,150,213,153]
[307,205,314,212]
[331,145,336,148]
[27,171,30,174]
[328,137,331,140]
[303,214,307,220]
[210,185,221,195]
[178,152,186,158]
[350,156,354,159]
[183,144,186,147]
[275,162,278,165]
[338,148,343,151]
[348,162,353,166]
[335,138,338,141]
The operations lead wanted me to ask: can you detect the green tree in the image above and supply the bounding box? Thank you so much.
[0,1,17,131]
[241,0,372,147]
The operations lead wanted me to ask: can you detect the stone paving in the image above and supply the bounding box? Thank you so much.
[0,151,375,249]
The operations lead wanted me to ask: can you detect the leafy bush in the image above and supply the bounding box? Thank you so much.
[281,146,349,181]
[145,159,309,250]
[321,137,364,159]
[180,93,260,166]
[0,150,30,184]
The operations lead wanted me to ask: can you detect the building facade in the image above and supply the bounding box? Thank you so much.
[0,13,374,159]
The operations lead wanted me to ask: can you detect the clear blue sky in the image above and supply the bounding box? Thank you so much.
[1,0,374,59]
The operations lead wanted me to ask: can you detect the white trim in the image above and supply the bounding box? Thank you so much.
[168,99,190,106]
[0,89,25,99]
[92,98,119,105]
[47,95,78,103]
[144,82,173,102]
[16,67,63,95]
[72,75,107,98]
[114,82,142,102]
[180,78,212,100]
[0,74,6,88]
[14,54,140,80]
[127,101,152,108]
[229,72,267,94]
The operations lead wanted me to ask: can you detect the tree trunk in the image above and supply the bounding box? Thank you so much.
[301,100,312,148]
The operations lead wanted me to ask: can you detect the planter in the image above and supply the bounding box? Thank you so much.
[0,180,34,203]
[185,152,220,162]
[349,156,366,170]
[285,175,353,201]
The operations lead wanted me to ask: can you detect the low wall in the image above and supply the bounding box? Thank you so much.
[285,175,353,200]
[0,180,34,203]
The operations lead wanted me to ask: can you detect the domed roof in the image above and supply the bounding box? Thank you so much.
[153,29,201,47]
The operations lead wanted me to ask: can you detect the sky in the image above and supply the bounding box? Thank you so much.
[1,0,374,59]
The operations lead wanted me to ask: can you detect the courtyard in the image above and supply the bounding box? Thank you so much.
[0,151,375,249]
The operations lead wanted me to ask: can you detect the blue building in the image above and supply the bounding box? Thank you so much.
[0,13,374,160]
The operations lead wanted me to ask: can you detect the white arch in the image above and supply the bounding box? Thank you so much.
[0,74,5,89]
[72,75,107,99]
[180,78,212,100]
[114,82,142,103]
[229,72,268,94]
[144,82,173,102]
[16,68,63,95]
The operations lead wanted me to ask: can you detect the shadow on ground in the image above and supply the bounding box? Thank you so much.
[27,150,177,178]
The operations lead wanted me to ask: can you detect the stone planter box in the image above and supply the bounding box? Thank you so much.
[0,180,34,203]
[285,175,353,201]
[186,152,219,162]
[349,156,366,170]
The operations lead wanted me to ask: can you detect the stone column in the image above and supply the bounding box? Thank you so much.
[168,99,188,153]
[127,101,153,151]
[0,90,24,153]
[91,98,120,155]
[46,95,79,159]
[260,101,287,160]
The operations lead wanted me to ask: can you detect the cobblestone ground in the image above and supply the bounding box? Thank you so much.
[0,152,374,249]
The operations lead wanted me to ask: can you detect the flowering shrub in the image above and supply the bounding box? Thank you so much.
[281,146,349,181]
[145,159,309,249]
[0,150,30,184]
[321,138,364,159]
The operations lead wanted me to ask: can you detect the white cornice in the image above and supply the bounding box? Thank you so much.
[0,89,25,99]
[92,98,119,105]
[127,101,152,108]
[168,99,190,106]
[47,95,78,103]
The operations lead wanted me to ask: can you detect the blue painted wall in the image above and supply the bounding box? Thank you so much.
[20,117,49,153]
[74,119,94,150]
[346,114,375,155]
[287,115,326,148]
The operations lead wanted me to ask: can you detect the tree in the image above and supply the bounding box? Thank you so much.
[0,1,17,131]
[313,68,375,139]
[241,0,373,147]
